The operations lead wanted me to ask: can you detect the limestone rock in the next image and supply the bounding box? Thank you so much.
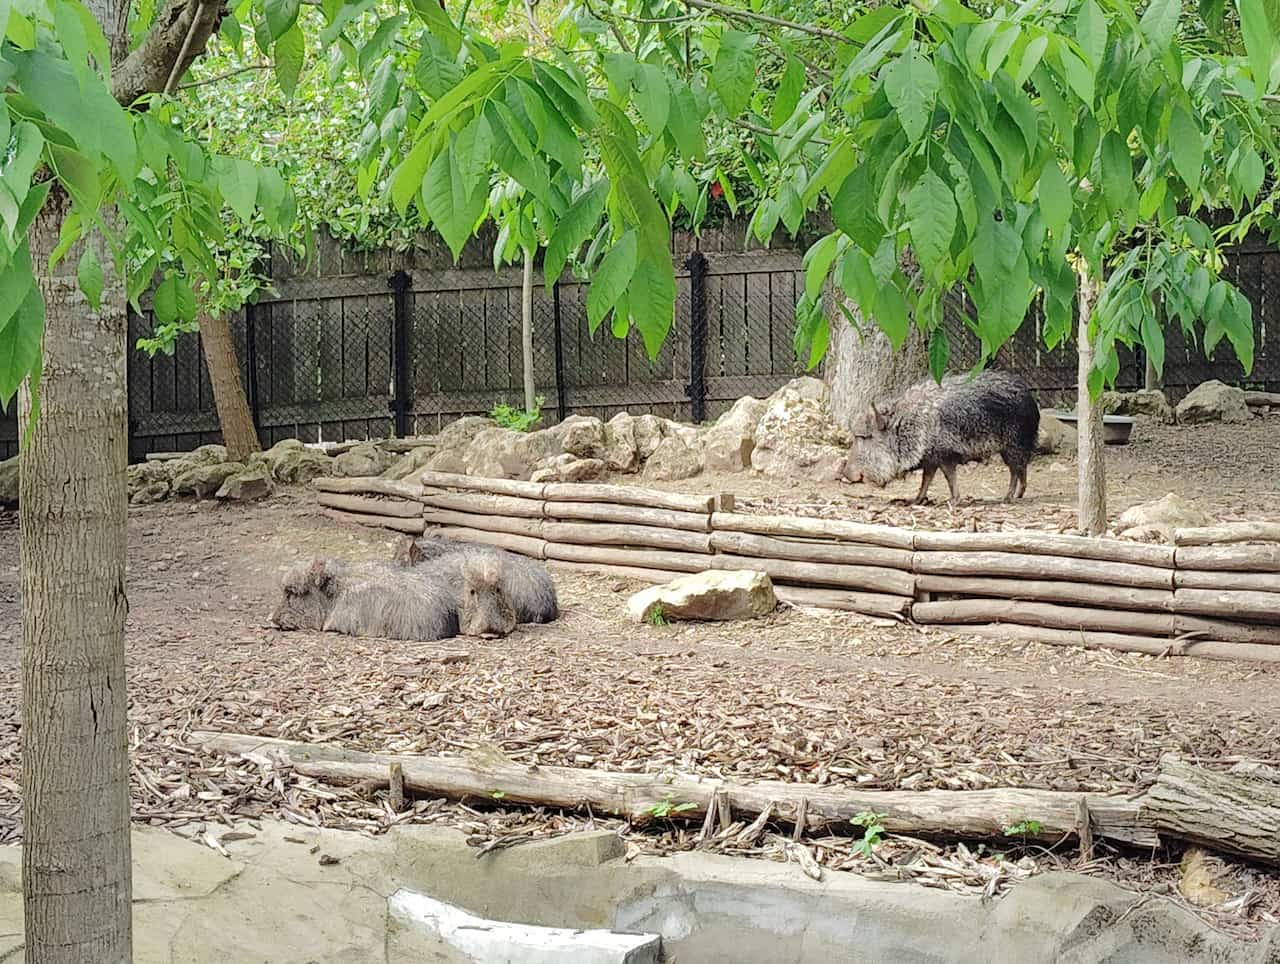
[464,428,535,480]
[1036,411,1077,455]
[534,453,605,483]
[188,444,229,465]
[382,445,437,481]
[332,442,396,479]
[0,456,18,507]
[172,461,245,499]
[436,416,494,451]
[1176,381,1251,425]
[703,396,765,472]
[782,375,830,405]
[750,383,851,482]
[1116,493,1212,542]
[129,481,170,505]
[603,414,640,473]
[216,468,273,501]
[558,416,606,459]
[642,436,702,482]
[257,440,333,484]
[628,570,777,624]
[1102,389,1173,423]
[423,447,468,475]
[632,414,665,461]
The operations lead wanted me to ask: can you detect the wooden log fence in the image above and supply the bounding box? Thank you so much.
[311,472,1280,664]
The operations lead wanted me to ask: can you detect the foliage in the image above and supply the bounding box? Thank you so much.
[1002,819,1043,837]
[644,604,668,627]
[646,795,696,819]
[850,809,886,857]
[488,395,544,431]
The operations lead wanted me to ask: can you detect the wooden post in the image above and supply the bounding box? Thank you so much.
[1076,264,1107,536]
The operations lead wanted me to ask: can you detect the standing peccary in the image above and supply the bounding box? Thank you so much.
[269,558,462,640]
[843,370,1039,504]
[393,535,559,630]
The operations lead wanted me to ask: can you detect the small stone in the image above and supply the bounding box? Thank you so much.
[215,468,274,501]
[1101,389,1173,423]
[318,854,340,866]
[628,570,777,624]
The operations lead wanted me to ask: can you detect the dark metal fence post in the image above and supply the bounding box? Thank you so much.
[244,301,261,430]
[389,270,412,437]
[552,281,568,421]
[685,251,708,423]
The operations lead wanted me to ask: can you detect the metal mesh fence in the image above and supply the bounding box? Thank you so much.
[3,228,1278,464]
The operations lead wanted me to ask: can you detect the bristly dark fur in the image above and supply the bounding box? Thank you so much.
[846,370,1040,504]
[399,535,560,626]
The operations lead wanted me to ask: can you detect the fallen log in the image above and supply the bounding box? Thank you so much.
[544,501,711,533]
[420,509,544,540]
[190,731,1157,847]
[946,623,1280,663]
[1174,570,1280,593]
[773,585,912,618]
[314,477,425,500]
[711,512,914,550]
[710,553,915,596]
[418,489,545,519]
[322,508,425,535]
[912,530,1175,567]
[1172,614,1280,646]
[1175,545,1280,573]
[545,560,684,585]
[912,551,1173,590]
[542,521,714,554]
[1170,588,1280,623]
[316,492,423,519]
[418,471,546,499]
[913,599,1177,637]
[914,575,1173,612]
[542,482,715,514]
[429,527,547,560]
[1141,755,1280,867]
[544,542,712,574]
[709,530,914,571]
[1173,522,1280,547]
[1244,390,1280,408]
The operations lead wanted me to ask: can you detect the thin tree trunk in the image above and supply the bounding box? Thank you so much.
[21,188,132,962]
[200,312,260,461]
[1076,267,1107,535]
[823,304,928,429]
[521,248,536,412]
[1144,353,1160,391]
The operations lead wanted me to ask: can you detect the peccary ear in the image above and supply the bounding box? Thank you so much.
[307,558,333,592]
[869,403,889,433]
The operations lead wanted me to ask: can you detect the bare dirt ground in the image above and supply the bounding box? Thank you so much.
[1,416,1279,938]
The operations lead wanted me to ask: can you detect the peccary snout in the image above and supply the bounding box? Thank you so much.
[459,556,517,638]
[270,558,339,630]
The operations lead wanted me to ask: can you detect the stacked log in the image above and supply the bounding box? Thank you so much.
[312,472,1280,662]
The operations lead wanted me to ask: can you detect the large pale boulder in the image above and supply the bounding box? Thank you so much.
[603,413,640,473]
[642,436,702,482]
[628,570,777,624]
[253,439,333,484]
[332,441,396,478]
[127,460,171,504]
[1036,411,1077,455]
[0,456,18,506]
[1102,389,1173,423]
[188,443,229,465]
[557,416,607,459]
[215,467,273,501]
[382,444,437,481]
[436,415,493,450]
[632,414,665,461]
[1176,381,1250,425]
[464,428,535,479]
[703,396,765,472]
[750,383,851,482]
[1116,493,1212,543]
[171,461,245,499]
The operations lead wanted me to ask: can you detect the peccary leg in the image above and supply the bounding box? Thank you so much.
[911,467,937,505]
[1004,467,1020,502]
[941,464,961,503]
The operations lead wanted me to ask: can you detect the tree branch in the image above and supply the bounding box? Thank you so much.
[178,62,272,90]
[113,0,226,106]
[683,0,847,43]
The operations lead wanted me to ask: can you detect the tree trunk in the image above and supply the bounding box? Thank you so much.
[823,300,928,430]
[521,248,536,412]
[200,312,260,461]
[1075,268,1107,535]
[1144,353,1160,391]
[21,188,132,962]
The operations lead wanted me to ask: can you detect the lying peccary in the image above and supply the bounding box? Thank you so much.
[843,370,1039,504]
[392,535,559,634]
[269,558,462,640]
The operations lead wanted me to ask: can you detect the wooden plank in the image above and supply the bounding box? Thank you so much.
[915,574,1173,612]
[775,585,913,618]
[545,501,712,533]
[421,509,544,539]
[711,553,915,596]
[1173,523,1280,547]
[1174,570,1280,592]
[1170,588,1280,622]
[313,477,425,499]
[912,530,1176,566]
[712,511,914,550]
[542,521,714,554]
[317,492,423,518]
[722,273,748,376]
[419,489,545,518]
[950,623,1279,663]
[542,482,714,513]
[340,295,367,400]
[429,526,547,560]
[1172,614,1280,645]
[544,542,712,573]
[745,272,772,374]
[410,289,441,402]
[438,290,465,392]
[485,285,511,389]
[1175,545,1280,572]
[913,551,1174,590]
[913,598,1177,636]
[322,508,425,534]
[770,272,799,377]
[418,471,547,498]
[709,530,914,571]
[703,251,802,275]
[545,559,682,585]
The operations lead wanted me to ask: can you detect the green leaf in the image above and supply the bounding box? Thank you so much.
[274,25,305,95]
[667,82,707,160]
[710,30,757,117]
[586,230,637,333]
[1057,45,1094,106]
[1076,0,1107,70]
[77,246,104,311]
[772,56,805,129]
[832,165,884,254]
[1100,132,1135,213]
[264,0,299,41]
[414,35,463,97]
[1168,106,1202,193]
[544,181,607,289]
[0,285,42,408]
[1038,162,1071,239]
[803,233,841,303]
[632,62,670,134]
[628,242,675,359]
[835,246,878,316]
[421,142,486,260]
[906,170,956,281]
[876,282,910,349]
[411,0,463,55]
[47,143,101,209]
[1237,0,1276,96]
[1237,147,1265,201]
[884,50,938,142]
[985,24,1019,76]
[219,158,260,223]
[0,243,34,334]
[220,11,243,53]
[391,139,435,216]
[928,326,949,382]
[1140,310,1164,378]
[153,273,196,325]
[1013,34,1049,86]
[602,51,637,97]
[1139,0,1179,51]
[6,122,44,206]
[1222,288,1254,372]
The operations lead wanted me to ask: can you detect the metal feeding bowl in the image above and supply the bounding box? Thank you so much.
[1044,410,1135,445]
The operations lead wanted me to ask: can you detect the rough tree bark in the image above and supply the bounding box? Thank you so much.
[521,248,536,412]
[823,303,928,429]
[1075,266,1107,535]
[20,189,133,963]
[199,312,260,460]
